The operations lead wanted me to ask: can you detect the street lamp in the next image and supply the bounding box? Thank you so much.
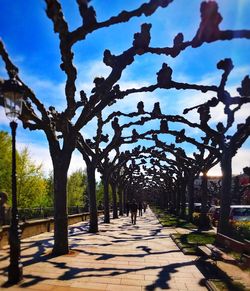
[2,77,24,284]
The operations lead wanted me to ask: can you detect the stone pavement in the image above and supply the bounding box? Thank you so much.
[0,208,207,290]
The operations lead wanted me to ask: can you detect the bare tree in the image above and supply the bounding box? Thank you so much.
[183,59,250,234]
[0,1,249,254]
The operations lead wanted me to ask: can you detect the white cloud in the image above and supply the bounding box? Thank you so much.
[69,151,86,174]
[228,66,250,85]
[108,86,160,114]
[0,107,9,125]
[176,66,250,128]
[208,147,250,176]
[17,140,52,175]
[16,138,87,177]
[76,60,111,95]
[22,75,66,111]
[177,90,213,122]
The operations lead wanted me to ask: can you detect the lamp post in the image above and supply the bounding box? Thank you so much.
[2,77,24,283]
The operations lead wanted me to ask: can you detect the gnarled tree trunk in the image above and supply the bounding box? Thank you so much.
[102,173,110,223]
[218,147,232,235]
[199,172,210,229]
[86,163,98,233]
[118,185,123,216]
[180,180,187,218]
[187,176,195,222]
[52,154,71,255]
[111,182,118,219]
[176,185,181,216]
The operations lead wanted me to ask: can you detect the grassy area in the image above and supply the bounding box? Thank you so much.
[152,206,249,289]
[172,232,216,255]
[175,232,216,246]
[152,206,216,253]
[152,206,196,229]
[228,250,242,261]
[211,279,247,291]
[159,214,195,229]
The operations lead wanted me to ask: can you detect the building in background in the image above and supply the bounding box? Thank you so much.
[238,167,250,204]
[194,168,250,205]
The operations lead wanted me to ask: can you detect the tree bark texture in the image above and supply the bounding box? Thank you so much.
[111,183,118,219]
[180,181,187,218]
[199,173,210,229]
[52,157,69,255]
[176,187,181,216]
[187,177,195,222]
[118,185,123,216]
[103,175,110,223]
[123,188,127,213]
[87,164,98,233]
[218,147,233,235]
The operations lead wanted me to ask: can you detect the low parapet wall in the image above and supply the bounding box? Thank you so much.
[216,232,249,254]
[0,211,103,249]
[216,232,250,267]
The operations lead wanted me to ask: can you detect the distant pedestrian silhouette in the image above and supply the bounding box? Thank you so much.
[130,199,138,225]
[138,201,143,216]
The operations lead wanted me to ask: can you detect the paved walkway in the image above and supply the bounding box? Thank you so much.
[0,209,207,290]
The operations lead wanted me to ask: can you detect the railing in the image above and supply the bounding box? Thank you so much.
[0,210,104,249]
[1,206,91,225]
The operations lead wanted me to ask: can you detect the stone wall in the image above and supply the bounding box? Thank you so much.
[0,211,103,249]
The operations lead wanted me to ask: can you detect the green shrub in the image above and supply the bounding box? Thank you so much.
[192,212,200,225]
[230,221,250,241]
[192,212,211,229]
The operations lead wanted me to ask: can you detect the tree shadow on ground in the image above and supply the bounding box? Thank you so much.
[145,260,206,290]
[0,212,201,289]
[15,257,204,290]
[0,236,54,275]
[74,247,181,261]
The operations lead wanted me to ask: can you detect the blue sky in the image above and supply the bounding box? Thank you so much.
[0,0,250,177]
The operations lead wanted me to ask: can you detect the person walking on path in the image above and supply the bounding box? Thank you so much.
[130,199,138,225]
[138,201,143,216]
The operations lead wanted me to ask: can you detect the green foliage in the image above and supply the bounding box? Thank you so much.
[16,147,49,208]
[0,131,14,194]
[67,169,87,206]
[172,232,216,255]
[151,206,196,229]
[211,279,247,291]
[192,212,211,230]
[185,232,216,245]
[0,131,90,210]
[96,181,104,208]
[45,171,54,207]
[0,131,52,208]
[229,221,250,241]
[192,212,200,225]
